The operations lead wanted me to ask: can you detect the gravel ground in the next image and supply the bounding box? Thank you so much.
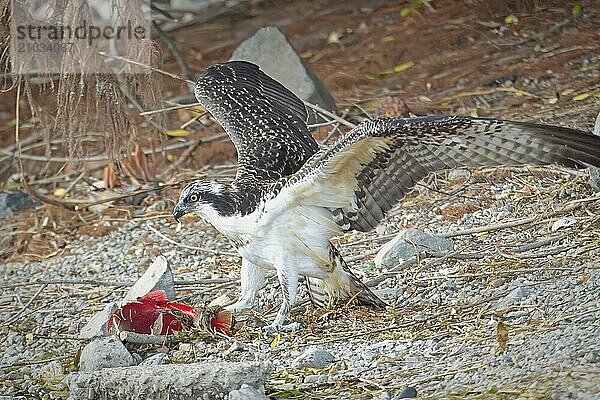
[1,167,599,399]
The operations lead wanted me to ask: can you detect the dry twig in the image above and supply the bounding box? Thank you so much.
[147,225,238,257]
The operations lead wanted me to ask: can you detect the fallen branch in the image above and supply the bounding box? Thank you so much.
[140,102,202,116]
[491,18,573,46]
[147,225,238,257]
[0,278,236,290]
[98,52,194,85]
[443,194,600,238]
[0,133,227,163]
[3,284,47,326]
[304,102,356,129]
[119,330,170,345]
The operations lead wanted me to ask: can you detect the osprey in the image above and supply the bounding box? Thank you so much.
[173,61,600,332]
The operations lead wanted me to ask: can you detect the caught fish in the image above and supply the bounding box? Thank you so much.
[107,290,234,336]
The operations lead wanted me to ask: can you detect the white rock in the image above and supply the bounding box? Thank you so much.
[228,383,269,400]
[40,360,65,382]
[123,255,175,303]
[79,337,136,371]
[375,228,454,270]
[79,302,118,339]
[448,169,470,180]
[209,293,235,308]
[292,347,334,369]
[140,353,170,366]
[551,216,577,232]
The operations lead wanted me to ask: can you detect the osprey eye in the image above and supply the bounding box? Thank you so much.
[189,194,199,202]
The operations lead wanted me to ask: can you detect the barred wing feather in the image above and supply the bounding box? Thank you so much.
[277,116,600,231]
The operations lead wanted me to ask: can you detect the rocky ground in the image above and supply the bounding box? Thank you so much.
[1,163,599,399]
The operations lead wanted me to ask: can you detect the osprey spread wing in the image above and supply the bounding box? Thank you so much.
[194,61,319,183]
[284,116,600,231]
[174,61,600,332]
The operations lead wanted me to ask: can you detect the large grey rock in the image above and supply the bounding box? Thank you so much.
[230,26,336,123]
[292,347,334,369]
[79,337,136,372]
[80,256,174,338]
[589,112,600,191]
[67,361,272,400]
[0,190,38,219]
[375,228,454,270]
[228,383,269,400]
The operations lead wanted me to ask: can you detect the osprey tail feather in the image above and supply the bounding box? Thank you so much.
[306,244,386,309]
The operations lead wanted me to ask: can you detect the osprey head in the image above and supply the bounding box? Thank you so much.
[172,179,228,222]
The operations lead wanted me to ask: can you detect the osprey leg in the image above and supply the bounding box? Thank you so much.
[264,257,299,333]
[226,259,265,313]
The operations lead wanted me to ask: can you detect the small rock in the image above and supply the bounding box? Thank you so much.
[551,389,574,400]
[40,360,65,382]
[495,286,531,308]
[292,347,334,369]
[378,391,391,400]
[178,343,193,352]
[448,169,470,180]
[584,350,599,363]
[303,374,328,383]
[374,287,403,301]
[223,341,244,357]
[394,386,417,399]
[230,26,336,123]
[228,383,269,400]
[375,228,454,269]
[209,293,235,308]
[79,337,136,371]
[123,255,175,303]
[492,278,507,288]
[140,353,170,366]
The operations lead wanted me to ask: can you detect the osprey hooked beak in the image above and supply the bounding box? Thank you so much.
[172,202,188,223]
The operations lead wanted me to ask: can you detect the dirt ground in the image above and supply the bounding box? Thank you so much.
[1,0,599,179]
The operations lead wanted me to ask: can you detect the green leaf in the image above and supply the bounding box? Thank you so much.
[376,61,414,77]
[400,7,412,17]
[504,14,517,24]
[270,333,281,347]
[571,91,600,101]
[571,4,583,16]
[165,129,190,137]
